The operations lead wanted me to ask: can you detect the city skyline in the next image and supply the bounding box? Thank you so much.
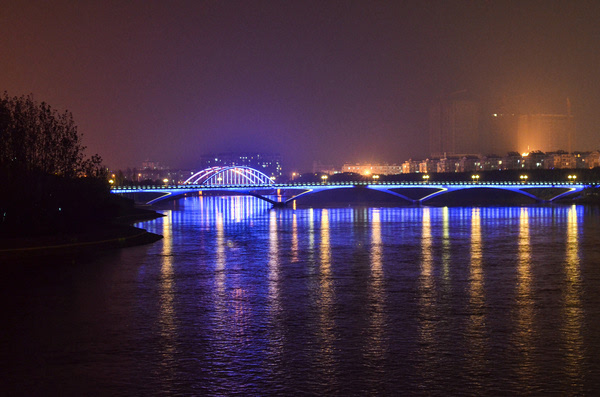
[2,1,599,170]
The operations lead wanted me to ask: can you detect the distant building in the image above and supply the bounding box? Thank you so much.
[199,152,282,178]
[429,91,480,158]
[545,151,576,169]
[521,151,546,170]
[573,151,591,169]
[436,156,460,173]
[418,159,436,174]
[480,155,503,171]
[341,163,403,175]
[502,152,523,170]
[517,113,574,154]
[482,112,519,156]
[141,160,163,170]
[586,151,600,168]
[402,159,419,174]
[127,162,194,184]
[459,156,481,173]
[313,161,337,175]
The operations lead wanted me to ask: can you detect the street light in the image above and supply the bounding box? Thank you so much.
[321,175,328,183]
[422,174,430,183]
[568,175,577,182]
[163,178,169,185]
[520,175,528,183]
[471,174,480,183]
[373,174,380,180]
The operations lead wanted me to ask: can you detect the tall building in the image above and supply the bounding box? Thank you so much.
[429,91,480,158]
[517,113,574,154]
[199,152,282,178]
[480,112,519,156]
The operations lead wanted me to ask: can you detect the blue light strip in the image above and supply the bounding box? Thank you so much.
[111,181,590,206]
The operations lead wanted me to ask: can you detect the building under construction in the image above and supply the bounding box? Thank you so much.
[517,100,575,154]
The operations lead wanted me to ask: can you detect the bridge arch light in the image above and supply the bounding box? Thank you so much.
[184,166,275,186]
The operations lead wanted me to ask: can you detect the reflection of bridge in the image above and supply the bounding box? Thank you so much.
[111,166,591,206]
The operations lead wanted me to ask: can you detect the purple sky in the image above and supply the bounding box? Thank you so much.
[2,1,599,171]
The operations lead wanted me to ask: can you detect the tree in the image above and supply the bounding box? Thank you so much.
[0,93,109,237]
[0,92,103,177]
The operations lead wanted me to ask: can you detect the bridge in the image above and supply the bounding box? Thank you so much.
[111,166,592,207]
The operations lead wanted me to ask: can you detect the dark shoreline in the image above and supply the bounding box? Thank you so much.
[0,209,164,260]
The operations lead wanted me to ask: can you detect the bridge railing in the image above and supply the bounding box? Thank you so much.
[113,180,592,191]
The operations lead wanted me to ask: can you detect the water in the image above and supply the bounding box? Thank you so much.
[3,196,600,395]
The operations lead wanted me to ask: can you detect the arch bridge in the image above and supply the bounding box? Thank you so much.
[111,166,592,206]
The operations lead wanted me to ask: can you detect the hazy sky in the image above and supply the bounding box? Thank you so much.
[2,0,599,171]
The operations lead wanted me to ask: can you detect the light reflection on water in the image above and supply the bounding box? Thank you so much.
[467,208,487,390]
[516,207,536,386]
[139,198,599,394]
[317,209,336,381]
[6,196,600,395]
[367,209,384,363]
[158,209,176,388]
[564,205,583,391]
[417,207,436,384]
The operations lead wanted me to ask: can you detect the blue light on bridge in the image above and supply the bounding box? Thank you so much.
[111,166,592,207]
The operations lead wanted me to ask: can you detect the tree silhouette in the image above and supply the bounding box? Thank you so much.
[0,93,110,237]
[0,92,104,177]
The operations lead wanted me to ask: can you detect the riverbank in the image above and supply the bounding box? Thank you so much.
[0,207,164,260]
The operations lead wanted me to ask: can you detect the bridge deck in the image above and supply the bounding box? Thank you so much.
[112,180,590,190]
[111,181,592,206]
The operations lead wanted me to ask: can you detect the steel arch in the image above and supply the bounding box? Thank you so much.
[184,166,274,186]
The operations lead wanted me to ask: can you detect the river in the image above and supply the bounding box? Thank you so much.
[3,195,600,395]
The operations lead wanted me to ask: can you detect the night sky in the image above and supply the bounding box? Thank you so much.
[2,1,599,171]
